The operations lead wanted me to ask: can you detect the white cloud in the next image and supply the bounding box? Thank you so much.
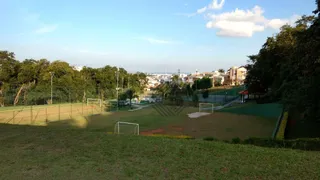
[266,19,288,29]
[197,7,207,14]
[197,0,225,14]
[208,0,225,10]
[35,24,58,34]
[205,5,299,37]
[265,14,301,29]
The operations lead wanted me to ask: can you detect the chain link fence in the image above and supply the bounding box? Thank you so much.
[0,86,120,125]
[182,86,245,105]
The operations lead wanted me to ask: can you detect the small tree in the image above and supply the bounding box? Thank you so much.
[202,90,209,99]
[218,69,225,73]
[119,92,128,101]
[192,92,199,107]
[126,88,136,107]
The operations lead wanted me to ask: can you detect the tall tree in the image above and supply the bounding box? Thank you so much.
[218,69,225,73]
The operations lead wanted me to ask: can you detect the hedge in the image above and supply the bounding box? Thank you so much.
[203,136,320,151]
[243,137,320,151]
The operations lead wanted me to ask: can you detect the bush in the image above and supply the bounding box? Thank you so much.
[203,137,218,141]
[231,137,241,144]
[243,137,320,151]
[192,92,199,107]
[202,90,209,99]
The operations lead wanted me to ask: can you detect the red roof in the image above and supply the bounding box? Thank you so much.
[239,90,248,95]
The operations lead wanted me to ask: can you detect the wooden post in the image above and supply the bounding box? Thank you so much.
[58,104,61,120]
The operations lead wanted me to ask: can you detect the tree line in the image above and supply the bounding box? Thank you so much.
[245,1,320,123]
[155,75,213,106]
[0,51,147,106]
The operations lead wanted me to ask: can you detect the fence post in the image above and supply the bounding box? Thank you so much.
[58,104,61,121]
[30,106,33,124]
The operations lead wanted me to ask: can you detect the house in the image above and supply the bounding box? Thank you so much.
[225,66,247,86]
[236,66,247,85]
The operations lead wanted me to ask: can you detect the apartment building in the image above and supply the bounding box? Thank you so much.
[225,66,247,85]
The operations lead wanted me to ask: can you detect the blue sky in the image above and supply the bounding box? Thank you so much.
[0,0,316,73]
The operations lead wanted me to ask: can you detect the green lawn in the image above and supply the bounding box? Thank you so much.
[0,103,83,112]
[1,105,277,140]
[0,124,319,179]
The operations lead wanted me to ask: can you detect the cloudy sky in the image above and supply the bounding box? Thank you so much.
[0,0,315,73]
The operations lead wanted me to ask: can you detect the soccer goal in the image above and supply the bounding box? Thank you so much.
[114,121,140,135]
[87,98,102,107]
[199,103,214,113]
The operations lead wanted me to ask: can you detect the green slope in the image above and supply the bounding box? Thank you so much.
[0,124,319,179]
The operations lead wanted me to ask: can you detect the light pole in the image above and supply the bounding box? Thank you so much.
[115,68,120,111]
[49,72,54,104]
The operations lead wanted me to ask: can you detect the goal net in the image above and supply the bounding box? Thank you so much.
[199,103,214,113]
[87,98,102,107]
[114,121,139,135]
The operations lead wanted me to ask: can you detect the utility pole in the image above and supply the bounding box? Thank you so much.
[49,72,54,104]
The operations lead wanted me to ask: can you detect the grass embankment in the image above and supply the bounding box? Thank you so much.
[0,124,319,179]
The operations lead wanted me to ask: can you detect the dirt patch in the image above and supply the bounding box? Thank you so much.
[140,128,165,135]
[140,126,185,136]
[171,126,183,131]
[183,112,276,140]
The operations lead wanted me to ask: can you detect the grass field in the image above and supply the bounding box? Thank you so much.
[1,103,278,140]
[0,103,104,126]
[0,124,320,179]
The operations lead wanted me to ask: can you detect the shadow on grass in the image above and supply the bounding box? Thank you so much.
[43,106,196,133]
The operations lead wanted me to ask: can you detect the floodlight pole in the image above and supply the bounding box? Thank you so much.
[116,68,120,111]
[49,72,54,104]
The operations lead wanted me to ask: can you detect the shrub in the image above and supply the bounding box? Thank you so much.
[192,92,199,107]
[202,90,209,99]
[243,137,320,151]
[203,137,218,141]
[231,137,241,144]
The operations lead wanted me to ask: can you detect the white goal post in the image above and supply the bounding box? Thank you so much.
[199,103,214,113]
[114,121,140,135]
[87,98,102,107]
